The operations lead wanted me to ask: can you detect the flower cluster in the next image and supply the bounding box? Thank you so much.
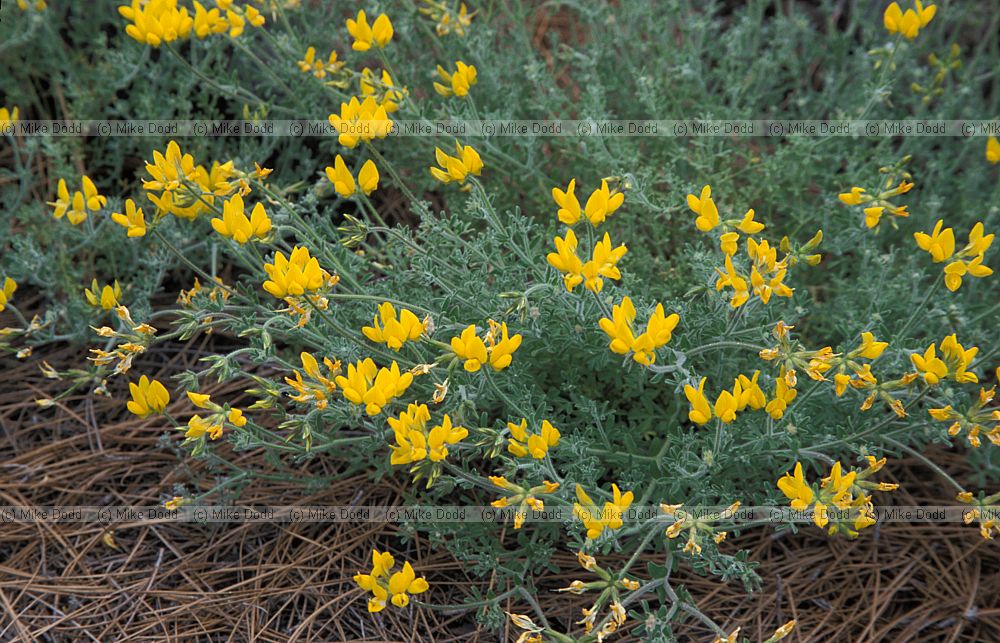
[914,220,994,291]
[126,375,170,417]
[336,358,414,416]
[325,155,379,198]
[838,160,914,230]
[689,185,818,307]
[284,351,341,410]
[84,279,122,311]
[911,334,979,385]
[210,194,272,243]
[552,178,625,227]
[48,176,107,225]
[883,1,936,40]
[573,483,634,540]
[554,551,641,640]
[489,477,559,529]
[142,141,237,219]
[89,306,157,374]
[598,296,680,365]
[354,549,429,612]
[429,141,483,187]
[346,10,393,51]
[328,96,394,148]
[684,371,768,425]
[0,277,17,312]
[778,458,897,537]
[434,60,478,98]
[362,303,426,351]
[930,383,1000,448]
[506,418,560,459]
[388,403,466,463]
[184,390,248,450]
[418,0,474,37]
[119,0,264,47]
[958,490,1000,540]
[297,47,344,81]
[450,321,522,372]
[662,500,741,555]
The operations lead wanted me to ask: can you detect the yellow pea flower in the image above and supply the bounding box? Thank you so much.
[913,219,955,262]
[347,10,393,51]
[486,321,522,371]
[85,279,123,310]
[192,2,229,38]
[0,106,19,130]
[0,277,17,311]
[359,68,406,112]
[598,297,679,365]
[227,407,247,427]
[362,302,425,350]
[838,186,866,205]
[777,462,814,510]
[552,179,582,225]
[573,483,633,539]
[427,414,468,462]
[434,60,478,97]
[429,141,483,186]
[450,324,488,372]
[581,233,628,293]
[507,419,561,459]
[687,184,719,231]
[884,1,936,40]
[335,359,414,416]
[765,377,797,420]
[328,96,393,148]
[856,331,888,359]
[262,246,328,298]
[388,403,432,465]
[211,194,271,243]
[714,389,738,423]
[126,375,170,417]
[684,377,713,425]
[111,199,147,237]
[325,155,379,197]
[584,179,625,226]
[988,136,1000,164]
[119,0,195,47]
[354,550,428,613]
[545,228,584,291]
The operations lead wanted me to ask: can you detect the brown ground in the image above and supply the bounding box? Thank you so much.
[2,301,1000,643]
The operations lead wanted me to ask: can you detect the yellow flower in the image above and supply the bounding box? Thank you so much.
[913,334,978,385]
[913,219,955,262]
[262,247,328,299]
[111,199,147,237]
[687,184,719,232]
[388,404,467,466]
[856,331,888,359]
[884,1,936,40]
[142,141,230,219]
[598,296,679,365]
[297,46,343,79]
[227,407,247,427]
[185,414,223,440]
[328,96,393,148]
[938,222,994,291]
[325,155,379,197]
[581,233,628,293]
[487,321,522,371]
[684,377,713,425]
[434,60,478,97]
[429,141,483,186]
[192,1,229,38]
[119,0,195,47]
[765,377,798,420]
[85,279,123,310]
[347,10,393,51]
[546,228,584,291]
[355,549,429,612]
[573,483,634,539]
[507,419,561,459]
[714,389,738,423]
[362,302,425,350]
[584,179,625,226]
[126,375,170,417]
[777,462,814,510]
[335,359,414,416]
[211,194,271,243]
[359,68,406,112]
[988,136,1000,164]
[552,179,582,225]
[838,186,867,206]
[0,277,17,311]
[451,324,488,372]
[0,106,19,130]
